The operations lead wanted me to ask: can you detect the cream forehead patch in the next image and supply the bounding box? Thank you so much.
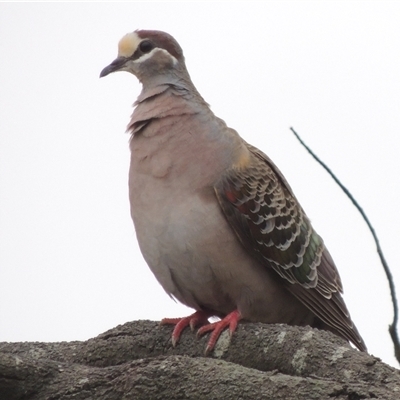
[118,32,141,57]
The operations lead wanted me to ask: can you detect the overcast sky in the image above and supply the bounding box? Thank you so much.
[1,2,400,368]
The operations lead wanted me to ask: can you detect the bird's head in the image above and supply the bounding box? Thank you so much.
[100,30,188,86]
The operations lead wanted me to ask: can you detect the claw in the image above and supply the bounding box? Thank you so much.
[161,309,241,354]
[161,310,211,346]
[197,310,241,354]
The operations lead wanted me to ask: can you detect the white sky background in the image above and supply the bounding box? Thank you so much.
[1,2,399,368]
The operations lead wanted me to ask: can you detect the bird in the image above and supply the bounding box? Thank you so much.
[100,29,367,354]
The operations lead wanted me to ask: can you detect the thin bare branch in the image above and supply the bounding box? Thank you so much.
[290,126,400,364]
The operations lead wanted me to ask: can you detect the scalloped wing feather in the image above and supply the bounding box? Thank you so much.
[214,141,367,351]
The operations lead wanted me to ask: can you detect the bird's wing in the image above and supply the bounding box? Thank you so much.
[214,141,367,351]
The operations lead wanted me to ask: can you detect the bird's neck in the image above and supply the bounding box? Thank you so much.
[128,82,210,137]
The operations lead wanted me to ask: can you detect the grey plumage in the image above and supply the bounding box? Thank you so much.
[100,29,367,353]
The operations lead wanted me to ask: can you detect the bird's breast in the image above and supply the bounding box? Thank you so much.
[127,124,316,326]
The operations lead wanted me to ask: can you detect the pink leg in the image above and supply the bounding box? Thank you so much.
[197,310,241,354]
[161,310,212,347]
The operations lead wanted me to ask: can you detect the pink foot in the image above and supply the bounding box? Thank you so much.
[161,310,212,347]
[197,310,241,354]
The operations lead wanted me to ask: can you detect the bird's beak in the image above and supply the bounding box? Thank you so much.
[99,56,128,78]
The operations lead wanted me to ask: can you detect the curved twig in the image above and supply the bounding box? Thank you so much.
[290,127,400,364]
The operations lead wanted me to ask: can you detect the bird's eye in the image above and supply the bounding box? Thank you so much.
[139,40,154,53]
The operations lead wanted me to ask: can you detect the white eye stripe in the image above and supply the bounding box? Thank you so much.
[134,47,178,65]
